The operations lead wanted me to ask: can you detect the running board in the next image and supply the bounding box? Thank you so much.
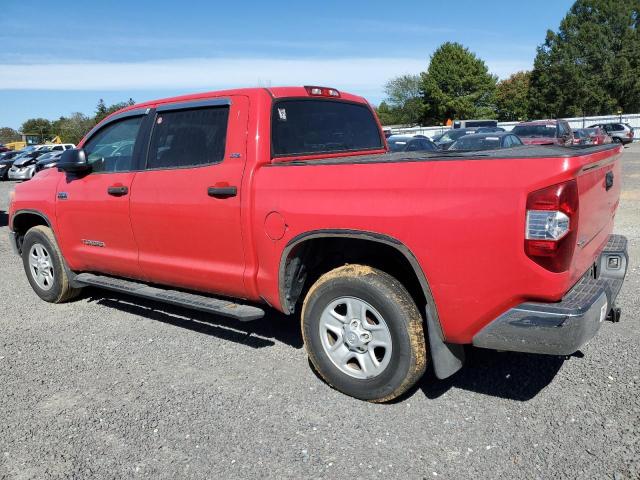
[74,273,265,321]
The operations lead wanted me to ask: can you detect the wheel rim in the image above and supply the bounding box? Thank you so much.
[28,243,55,291]
[318,296,392,379]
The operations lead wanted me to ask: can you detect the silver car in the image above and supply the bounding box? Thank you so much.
[589,123,635,144]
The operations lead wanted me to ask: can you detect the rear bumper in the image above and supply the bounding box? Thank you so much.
[473,234,628,355]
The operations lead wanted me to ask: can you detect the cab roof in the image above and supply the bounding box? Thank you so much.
[109,86,369,119]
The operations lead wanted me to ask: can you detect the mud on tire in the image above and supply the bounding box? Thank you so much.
[301,264,427,402]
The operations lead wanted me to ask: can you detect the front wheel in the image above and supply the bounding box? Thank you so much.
[21,226,82,303]
[301,265,427,402]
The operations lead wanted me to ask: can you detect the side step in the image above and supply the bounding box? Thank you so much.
[75,273,265,321]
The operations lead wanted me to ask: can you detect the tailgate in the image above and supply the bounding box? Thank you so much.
[572,146,623,279]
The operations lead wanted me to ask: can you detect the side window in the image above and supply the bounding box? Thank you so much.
[52,145,63,151]
[557,123,566,136]
[84,116,143,173]
[146,106,229,169]
[511,135,523,145]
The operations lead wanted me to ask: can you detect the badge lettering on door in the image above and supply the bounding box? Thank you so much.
[82,239,105,248]
[57,192,68,200]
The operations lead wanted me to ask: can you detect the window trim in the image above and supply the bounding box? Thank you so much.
[270,97,385,159]
[143,102,231,171]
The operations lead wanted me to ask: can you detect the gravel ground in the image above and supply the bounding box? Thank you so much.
[0,146,638,480]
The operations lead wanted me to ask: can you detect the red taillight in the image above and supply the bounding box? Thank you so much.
[525,180,579,272]
[304,86,340,98]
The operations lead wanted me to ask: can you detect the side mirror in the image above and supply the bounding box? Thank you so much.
[57,148,91,173]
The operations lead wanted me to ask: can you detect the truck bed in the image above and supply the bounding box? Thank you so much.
[273,144,620,166]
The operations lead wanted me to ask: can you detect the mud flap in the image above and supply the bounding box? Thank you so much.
[426,307,465,379]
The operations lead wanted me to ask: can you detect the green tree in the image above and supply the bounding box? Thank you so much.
[51,113,96,145]
[20,118,52,140]
[375,101,397,126]
[0,127,20,144]
[95,98,136,123]
[529,0,640,118]
[421,42,497,124]
[496,71,531,121]
[382,74,423,125]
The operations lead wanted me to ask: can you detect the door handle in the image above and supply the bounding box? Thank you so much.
[207,186,237,198]
[107,185,129,196]
[605,171,614,191]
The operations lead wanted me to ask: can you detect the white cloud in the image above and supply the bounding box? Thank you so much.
[0,57,426,94]
[0,56,531,101]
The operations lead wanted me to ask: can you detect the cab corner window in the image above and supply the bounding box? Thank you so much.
[84,116,143,173]
[271,100,383,157]
[146,106,229,170]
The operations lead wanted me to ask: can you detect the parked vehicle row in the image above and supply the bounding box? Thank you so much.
[0,143,74,181]
[391,120,634,154]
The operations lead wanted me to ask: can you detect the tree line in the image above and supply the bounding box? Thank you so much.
[377,0,640,126]
[0,98,135,145]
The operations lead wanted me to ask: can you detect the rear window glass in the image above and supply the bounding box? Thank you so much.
[271,100,382,156]
[147,107,229,169]
[511,124,557,138]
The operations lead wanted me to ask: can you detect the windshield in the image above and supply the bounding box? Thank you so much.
[512,124,557,138]
[439,130,472,143]
[450,135,502,151]
[387,137,412,152]
[271,100,383,156]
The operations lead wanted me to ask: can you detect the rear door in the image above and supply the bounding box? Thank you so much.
[55,111,148,277]
[129,96,249,298]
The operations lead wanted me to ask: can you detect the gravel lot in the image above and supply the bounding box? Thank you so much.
[0,146,638,480]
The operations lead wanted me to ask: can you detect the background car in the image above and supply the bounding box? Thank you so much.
[588,122,634,144]
[448,132,524,151]
[511,119,573,145]
[387,135,437,152]
[573,127,611,145]
[0,150,24,180]
[0,144,10,153]
[434,128,478,150]
[34,150,64,173]
[8,148,54,180]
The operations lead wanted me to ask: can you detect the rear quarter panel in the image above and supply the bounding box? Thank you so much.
[252,147,622,344]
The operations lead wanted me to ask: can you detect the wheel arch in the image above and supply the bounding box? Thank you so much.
[278,229,465,379]
[278,229,444,334]
[10,209,53,254]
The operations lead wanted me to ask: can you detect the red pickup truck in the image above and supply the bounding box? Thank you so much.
[8,86,628,402]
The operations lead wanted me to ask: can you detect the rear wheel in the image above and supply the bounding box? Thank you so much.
[302,264,427,402]
[21,226,81,303]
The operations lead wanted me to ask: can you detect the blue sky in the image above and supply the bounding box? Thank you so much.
[0,0,574,130]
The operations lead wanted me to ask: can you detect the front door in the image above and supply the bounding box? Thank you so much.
[129,96,248,298]
[55,113,146,278]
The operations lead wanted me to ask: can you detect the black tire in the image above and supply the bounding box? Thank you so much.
[301,264,427,402]
[21,225,82,303]
[612,137,622,143]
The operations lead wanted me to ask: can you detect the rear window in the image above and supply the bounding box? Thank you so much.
[512,124,557,138]
[271,99,382,156]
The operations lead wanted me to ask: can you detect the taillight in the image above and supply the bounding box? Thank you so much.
[525,180,579,272]
[304,86,340,98]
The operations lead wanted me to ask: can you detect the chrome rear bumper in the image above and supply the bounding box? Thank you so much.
[473,234,628,355]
